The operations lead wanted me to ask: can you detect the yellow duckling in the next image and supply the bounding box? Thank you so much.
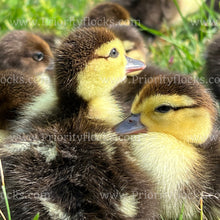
[56,27,145,126]
[114,73,220,219]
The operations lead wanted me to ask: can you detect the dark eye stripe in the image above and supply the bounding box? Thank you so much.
[155,104,199,113]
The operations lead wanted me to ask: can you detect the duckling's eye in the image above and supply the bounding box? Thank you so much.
[109,48,119,58]
[32,52,44,62]
[155,105,173,113]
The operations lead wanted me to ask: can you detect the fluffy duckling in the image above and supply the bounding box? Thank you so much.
[0,31,57,140]
[112,0,203,28]
[55,27,145,126]
[205,33,220,102]
[114,73,220,219]
[0,30,53,76]
[0,27,158,219]
[82,2,130,27]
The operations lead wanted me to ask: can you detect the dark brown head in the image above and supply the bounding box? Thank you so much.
[82,2,130,27]
[0,30,53,76]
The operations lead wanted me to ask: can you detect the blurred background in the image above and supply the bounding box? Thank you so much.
[0,0,219,78]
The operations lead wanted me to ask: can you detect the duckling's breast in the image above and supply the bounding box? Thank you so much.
[130,132,205,218]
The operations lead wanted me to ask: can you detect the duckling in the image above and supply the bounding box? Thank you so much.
[0,27,158,219]
[114,73,220,219]
[205,33,220,102]
[55,27,145,126]
[112,0,203,28]
[82,2,130,27]
[0,30,57,140]
[112,0,162,30]
[0,30,53,76]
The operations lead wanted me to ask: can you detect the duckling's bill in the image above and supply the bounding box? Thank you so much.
[125,56,146,75]
[113,113,147,134]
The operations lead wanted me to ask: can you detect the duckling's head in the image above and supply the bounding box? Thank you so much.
[55,27,145,113]
[82,2,130,27]
[114,74,217,144]
[0,30,53,76]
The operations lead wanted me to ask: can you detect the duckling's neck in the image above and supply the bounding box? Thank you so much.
[130,132,204,218]
[88,95,124,126]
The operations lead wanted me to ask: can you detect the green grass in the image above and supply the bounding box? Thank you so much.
[0,0,102,36]
[138,0,220,80]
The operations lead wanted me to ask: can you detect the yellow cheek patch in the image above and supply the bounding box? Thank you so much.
[131,94,213,144]
[77,39,127,101]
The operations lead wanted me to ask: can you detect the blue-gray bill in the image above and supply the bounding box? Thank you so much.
[125,56,146,74]
[113,114,147,135]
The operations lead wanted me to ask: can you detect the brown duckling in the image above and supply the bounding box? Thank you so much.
[0,30,53,76]
[0,27,158,220]
[0,31,57,140]
[82,2,130,27]
[114,73,220,219]
[205,32,220,102]
[55,27,145,126]
[112,0,203,29]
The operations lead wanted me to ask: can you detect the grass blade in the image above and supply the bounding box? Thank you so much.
[33,212,40,220]
[0,209,6,220]
[178,204,184,220]
[200,196,203,220]
[0,160,11,220]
